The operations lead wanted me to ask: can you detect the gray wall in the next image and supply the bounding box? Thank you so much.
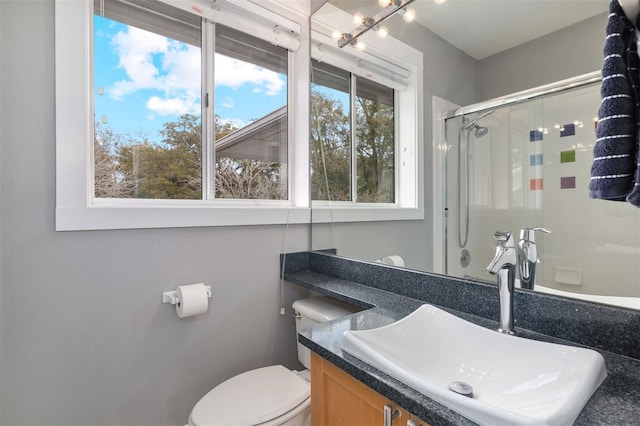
[312,15,479,272]
[0,1,310,425]
[478,12,606,100]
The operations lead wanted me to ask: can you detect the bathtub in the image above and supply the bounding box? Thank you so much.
[534,285,640,310]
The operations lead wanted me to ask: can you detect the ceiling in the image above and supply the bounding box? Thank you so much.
[328,0,609,60]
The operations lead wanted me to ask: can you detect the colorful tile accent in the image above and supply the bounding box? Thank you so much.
[560,150,576,163]
[530,154,544,166]
[529,130,544,141]
[561,176,576,189]
[560,123,576,137]
[530,178,543,191]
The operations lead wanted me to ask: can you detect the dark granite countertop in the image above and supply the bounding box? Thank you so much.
[286,269,640,426]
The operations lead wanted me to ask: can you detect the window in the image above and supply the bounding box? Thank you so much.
[213,25,288,200]
[311,60,395,204]
[55,0,309,230]
[310,3,424,222]
[93,0,288,201]
[93,0,203,200]
[355,77,395,203]
[311,61,351,202]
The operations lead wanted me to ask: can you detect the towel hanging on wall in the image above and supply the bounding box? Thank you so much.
[590,0,640,207]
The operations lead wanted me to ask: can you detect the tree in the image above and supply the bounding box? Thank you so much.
[310,89,351,201]
[95,113,287,200]
[216,157,286,200]
[94,124,135,198]
[113,114,202,199]
[355,95,394,203]
[310,87,395,203]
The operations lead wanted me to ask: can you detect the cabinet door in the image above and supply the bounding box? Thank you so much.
[311,353,420,426]
[311,352,388,425]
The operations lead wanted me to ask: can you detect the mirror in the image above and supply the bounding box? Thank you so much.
[311,0,640,310]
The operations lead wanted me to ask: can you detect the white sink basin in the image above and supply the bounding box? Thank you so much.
[341,304,607,426]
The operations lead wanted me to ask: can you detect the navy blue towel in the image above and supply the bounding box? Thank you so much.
[590,0,640,207]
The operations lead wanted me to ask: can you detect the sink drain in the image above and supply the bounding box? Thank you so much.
[449,381,474,398]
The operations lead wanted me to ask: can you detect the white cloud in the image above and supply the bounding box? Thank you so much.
[106,25,285,118]
[146,96,199,116]
[108,25,201,115]
[214,54,285,96]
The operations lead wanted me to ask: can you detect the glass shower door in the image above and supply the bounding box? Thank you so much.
[445,82,639,300]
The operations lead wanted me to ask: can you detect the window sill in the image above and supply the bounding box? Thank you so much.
[310,203,423,223]
[56,203,311,231]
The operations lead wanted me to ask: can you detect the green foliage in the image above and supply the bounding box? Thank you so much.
[95,88,394,202]
[310,89,351,201]
[310,88,395,203]
[356,96,394,203]
[113,114,202,199]
[95,114,285,200]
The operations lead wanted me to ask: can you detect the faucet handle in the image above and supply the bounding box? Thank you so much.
[493,231,514,247]
[520,227,551,242]
[532,227,551,234]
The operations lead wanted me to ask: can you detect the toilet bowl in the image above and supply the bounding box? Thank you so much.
[188,297,358,426]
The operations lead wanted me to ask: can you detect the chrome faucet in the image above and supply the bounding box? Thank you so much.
[486,231,517,335]
[517,228,551,290]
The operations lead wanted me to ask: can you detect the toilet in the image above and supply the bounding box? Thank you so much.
[188,296,358,426]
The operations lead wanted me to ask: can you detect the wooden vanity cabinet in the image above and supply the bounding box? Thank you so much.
[311,352,429,426]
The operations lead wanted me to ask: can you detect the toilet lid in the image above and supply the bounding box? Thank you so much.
[190,365,310,426]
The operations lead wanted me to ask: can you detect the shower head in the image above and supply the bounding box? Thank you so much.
[474,125,489,138]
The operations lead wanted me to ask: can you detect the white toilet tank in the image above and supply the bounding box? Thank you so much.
[292,296,359,369]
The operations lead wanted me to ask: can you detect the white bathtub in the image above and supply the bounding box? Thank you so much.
[534,285,640,310]
[466,275,640,310]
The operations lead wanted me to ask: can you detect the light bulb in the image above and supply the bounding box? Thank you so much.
[378,0,393,7]
[355,41,366,51]
[376,25,389,38]
[434,0,447,4]
[353,12,365,26]
[403,7,416,22]
[332,30,342,41]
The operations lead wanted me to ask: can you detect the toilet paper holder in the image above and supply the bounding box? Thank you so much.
[162,284,212,305]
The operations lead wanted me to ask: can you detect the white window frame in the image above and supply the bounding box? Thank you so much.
[55,0,310,231]
[310,3,424,223]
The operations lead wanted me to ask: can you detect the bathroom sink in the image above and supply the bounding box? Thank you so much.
[341,304,607,426]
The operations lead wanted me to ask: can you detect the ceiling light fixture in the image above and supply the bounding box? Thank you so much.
[335,0,417,49]
[376,25,389,38]
[402,7,416,22]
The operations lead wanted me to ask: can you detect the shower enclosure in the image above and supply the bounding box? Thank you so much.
[444,79,640,298]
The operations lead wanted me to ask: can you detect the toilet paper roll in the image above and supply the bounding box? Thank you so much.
[380,255,405,267]
[176,283,209,318]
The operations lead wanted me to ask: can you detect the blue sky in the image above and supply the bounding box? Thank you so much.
[94,16,287,144]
